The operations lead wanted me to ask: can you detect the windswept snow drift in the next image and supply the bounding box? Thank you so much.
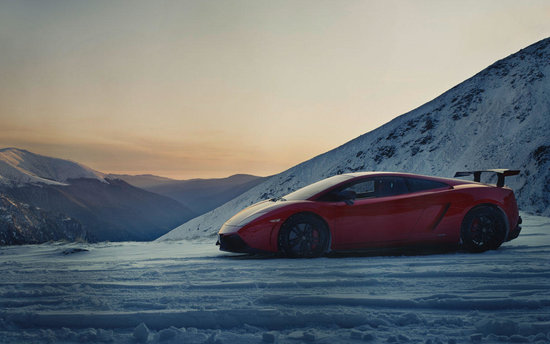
[0,213,549,343]
[161,37,550,242]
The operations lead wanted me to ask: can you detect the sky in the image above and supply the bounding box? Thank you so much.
[1,0,549,179]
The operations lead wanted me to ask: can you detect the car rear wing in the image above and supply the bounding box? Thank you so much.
[454,169,520,187]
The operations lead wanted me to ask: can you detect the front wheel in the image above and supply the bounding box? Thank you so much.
[278,213,329,258]
[461,206,507,252]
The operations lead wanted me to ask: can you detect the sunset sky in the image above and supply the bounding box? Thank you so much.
[1,1,549,179]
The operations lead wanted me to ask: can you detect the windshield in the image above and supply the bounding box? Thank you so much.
[283,174,354,201]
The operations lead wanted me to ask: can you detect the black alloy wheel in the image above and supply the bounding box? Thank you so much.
[461,206,506,252]
[278,213,329,258]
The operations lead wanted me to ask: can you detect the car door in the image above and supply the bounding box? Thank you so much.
[329,176,425,250]
[399,177,453,244]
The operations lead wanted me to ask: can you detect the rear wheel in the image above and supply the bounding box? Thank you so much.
[278,213,329,258]
[461,206,507,252]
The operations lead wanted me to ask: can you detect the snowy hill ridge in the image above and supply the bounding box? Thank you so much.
[160,37,550,241]
[0,148,105,186]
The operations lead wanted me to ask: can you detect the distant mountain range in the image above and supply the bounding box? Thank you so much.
[110,174,266,216]
[0,148,263,244]
[160,37,550,241]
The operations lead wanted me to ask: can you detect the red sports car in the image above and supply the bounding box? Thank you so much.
[217,170,522,257]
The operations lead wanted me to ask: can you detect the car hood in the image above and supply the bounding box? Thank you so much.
[224,199,287,227]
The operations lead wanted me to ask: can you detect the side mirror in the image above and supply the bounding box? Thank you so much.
[337,190,356,205]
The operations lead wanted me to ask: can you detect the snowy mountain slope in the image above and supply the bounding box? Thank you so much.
[0,148,105,186]
[161,37,550,241]
[0,194,87,245]
[1,213,549,343]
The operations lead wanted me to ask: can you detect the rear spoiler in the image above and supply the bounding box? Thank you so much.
[454,169,520,187]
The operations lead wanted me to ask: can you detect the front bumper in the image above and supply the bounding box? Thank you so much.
[217,233,250,253]
[216,233,271,254]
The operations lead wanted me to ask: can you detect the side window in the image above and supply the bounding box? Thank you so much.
[373,177,408,197]
[405,177,449,193]
[340,177,408,199]
[318,176,414,202]
[342,180,375,199]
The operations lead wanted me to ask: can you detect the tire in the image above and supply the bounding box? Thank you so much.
[461,206,507,253]
[278,213,329,258]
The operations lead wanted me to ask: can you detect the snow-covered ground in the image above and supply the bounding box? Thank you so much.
[1,213,549,344]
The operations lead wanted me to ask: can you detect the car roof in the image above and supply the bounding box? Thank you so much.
[341,171,473,186]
